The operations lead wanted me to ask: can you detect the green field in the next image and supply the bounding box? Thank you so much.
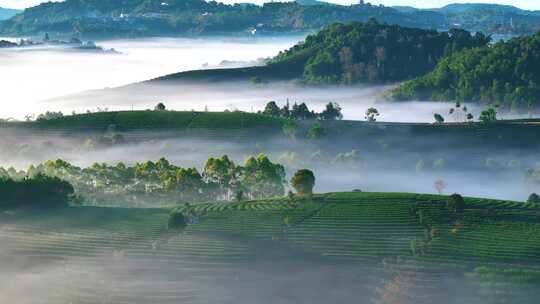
[178,192,540,263]
[2,192,540,303]
[13,111,286,132]
[150,64,299,84]
[5,110,540,143]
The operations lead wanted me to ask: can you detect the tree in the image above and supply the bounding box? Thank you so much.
[291,169,315,195]
[241,154,286,199]
[527,193,540,204]
[320,102,343,120]
[37,111,63,121]
[203,155,238,197]
[168,211,187,230]
[365,107,380,122]
[173,167,204,200]
[434,180,447,194]
[308,121,326,139]
[433,113,445,124]
[447,193,465,213]
[263,101,281,117]
[479,107,497,123]
[291,102,315,120]
[0,174,74,210]
[155,102,166,111]
[280,100,291,118]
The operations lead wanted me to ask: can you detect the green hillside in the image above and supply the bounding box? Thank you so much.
[2,191,540,303]
[153,21,489,85]
[390,31,540,112]
[6,110,540,149]
[178,192,540,264]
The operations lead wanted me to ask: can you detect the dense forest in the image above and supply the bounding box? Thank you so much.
[0,174,74,209]
[1,155,289,206]
[2,1,539,37]
[269,20,490,84]
[391,31,540,112]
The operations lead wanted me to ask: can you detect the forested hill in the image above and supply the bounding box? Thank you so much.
[391,31,540,112]
[437,4,540,35]
[267,20,490,84]
[0,0,441,37]
[404,3,540,35]
[2,0,540,38]
[153,21,489,85]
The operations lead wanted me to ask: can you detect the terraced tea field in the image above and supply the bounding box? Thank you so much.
[2,192,540,303]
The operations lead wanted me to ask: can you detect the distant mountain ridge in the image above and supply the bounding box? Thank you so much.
[437,3,540,15]
[0,0,445,38]
[295,0,334,6]
[0,7,20,20]
[1,1,539,38]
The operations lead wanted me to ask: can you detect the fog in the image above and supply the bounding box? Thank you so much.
[1,125,538,201]
[49,81,499,122]
[47,80,538,122]
[2,36,534,122]
[0,36,302,119]
[2,208,537,304]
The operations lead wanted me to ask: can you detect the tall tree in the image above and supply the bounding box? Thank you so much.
[291,169,316,195]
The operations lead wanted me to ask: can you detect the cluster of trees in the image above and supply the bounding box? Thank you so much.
[527,193,540,204]
[433,101,474,124]
[1,155,295,206]
[37,111,64,121]
[270,19,490,84]
[392,31,540,112]
[262,101,343,120]
[0,174,74,210]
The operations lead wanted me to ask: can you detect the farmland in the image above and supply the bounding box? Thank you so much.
[4,110,540,144]
[2,191,540,303]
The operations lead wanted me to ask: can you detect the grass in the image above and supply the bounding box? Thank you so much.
[5,109,540,144]
[5,110,287,133]
[4,110,540,152]
[172,192,540,264]
[148,63,301,83]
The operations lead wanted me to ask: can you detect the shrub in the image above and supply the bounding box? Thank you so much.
[291,169,315,195]
[527,193,540,204]
[155,102,166,111]
[168,211,188,230]
[447,193,466,214]
[0,174,74,210]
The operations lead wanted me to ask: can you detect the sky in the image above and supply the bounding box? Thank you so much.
[1,0,540,10]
